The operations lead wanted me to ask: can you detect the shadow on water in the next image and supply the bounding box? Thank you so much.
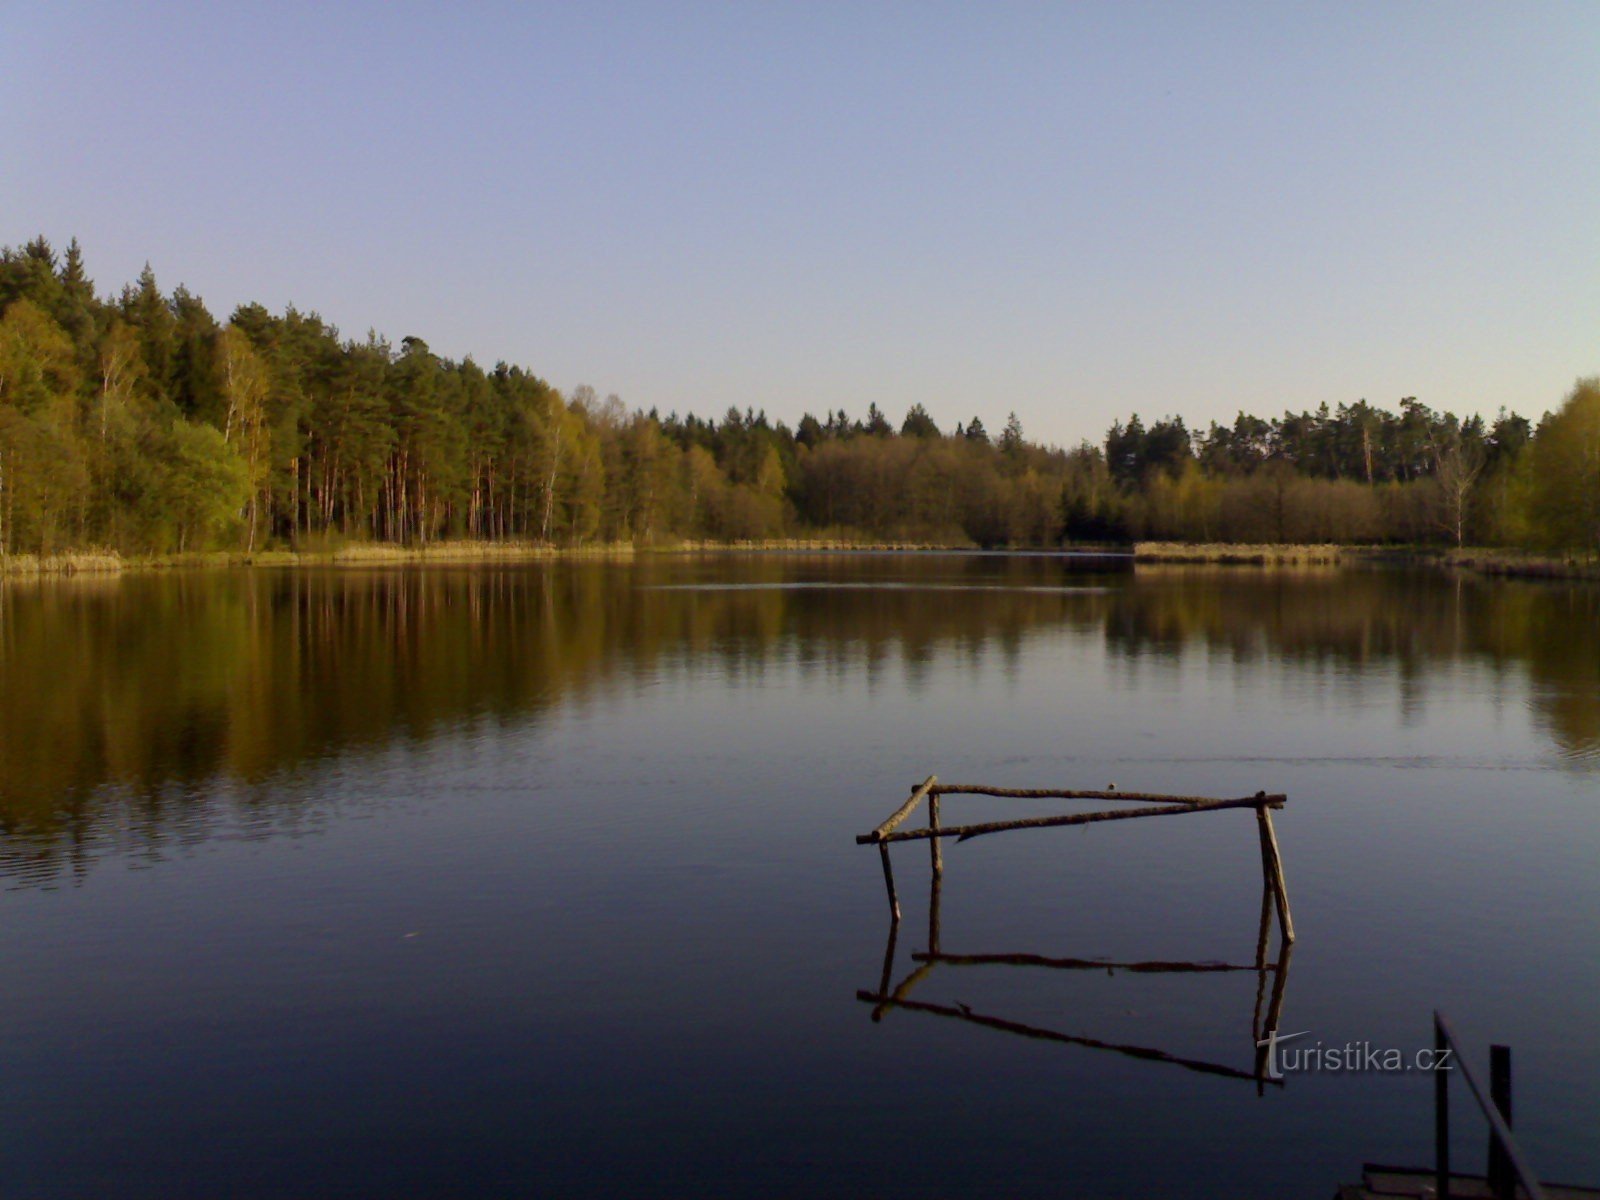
[1,554,1596,883]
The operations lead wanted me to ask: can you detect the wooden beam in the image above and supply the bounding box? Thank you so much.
[878,841,900,923]
[863,775,938,843]
[912,951,1267,973]
[931,785,1214,804]
[862,794,1283,845]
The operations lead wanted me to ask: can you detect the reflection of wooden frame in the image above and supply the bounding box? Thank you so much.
[855,776,1295,1090]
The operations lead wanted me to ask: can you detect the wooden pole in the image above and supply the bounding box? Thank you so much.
[913,951,1260,973]
[1255,803,1295,943]
[860,794,1284,846]
[928,791,943,877]
[931,785,1211,804]
[867,774,938,842]
[927,863,942,956]
[878,841,900,924]
[1436,1015,1451,1200]
[1488,1044,1513,1200]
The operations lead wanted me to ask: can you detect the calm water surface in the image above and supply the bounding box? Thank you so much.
[1,554,1596,1197]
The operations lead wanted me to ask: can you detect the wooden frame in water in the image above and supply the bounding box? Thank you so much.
[856,816,1295,1091]
[855,774,1294,945]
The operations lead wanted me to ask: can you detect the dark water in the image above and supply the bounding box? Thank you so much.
[1,554,1596,1198]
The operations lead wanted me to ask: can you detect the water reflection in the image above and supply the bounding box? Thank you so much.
[1,556,1595,883]
[859,841,1295,1090]
[1109,567,1600,761]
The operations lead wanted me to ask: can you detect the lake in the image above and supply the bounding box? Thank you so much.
[1,553,1596,1198]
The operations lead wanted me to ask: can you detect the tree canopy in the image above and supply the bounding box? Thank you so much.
[0,238,1592,556]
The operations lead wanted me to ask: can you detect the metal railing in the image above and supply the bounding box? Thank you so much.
[1434,1010,1546,1200]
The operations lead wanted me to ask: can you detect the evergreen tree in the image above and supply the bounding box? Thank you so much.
[901,404,939,438]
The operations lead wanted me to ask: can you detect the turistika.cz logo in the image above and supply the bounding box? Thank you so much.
[1257,1030,1456,1079]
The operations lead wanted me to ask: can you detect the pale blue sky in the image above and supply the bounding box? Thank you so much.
[3,2,1595,445]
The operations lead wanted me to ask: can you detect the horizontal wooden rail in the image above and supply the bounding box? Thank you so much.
[931,785,1211,804]
[858,794,1284,846]
[912,951,1274,974]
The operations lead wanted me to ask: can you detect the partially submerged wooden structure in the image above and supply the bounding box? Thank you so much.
[854,774,1297,1089]
[855,775,1294,945]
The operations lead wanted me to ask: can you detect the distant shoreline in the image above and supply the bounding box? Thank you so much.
[1,540,1595,582]
[1131,542,1600,580]
[0,540,949,576]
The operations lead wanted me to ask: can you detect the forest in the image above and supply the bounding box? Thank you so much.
[1,237,1596,557]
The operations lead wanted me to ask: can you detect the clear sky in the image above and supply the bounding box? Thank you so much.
[3,2,1595,446]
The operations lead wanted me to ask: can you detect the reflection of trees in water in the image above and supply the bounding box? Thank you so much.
[0,557,1593,881]
[0,558,1127,879]
[1102,568,1600,761]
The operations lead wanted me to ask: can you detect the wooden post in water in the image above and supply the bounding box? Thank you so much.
[878,842,900,924]
[928,791,943,878]
[1255,800,1295,944]
[1488,1044,1513,1200]
[1435,1017,1451,1200]
[866,776,937,926]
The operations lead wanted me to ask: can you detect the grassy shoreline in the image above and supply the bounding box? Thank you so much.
[1131,542,1346,565]
[1130,541,1600,580]
[1,539,1595,582]
[0,537,961,576]
[1433,547,1600,581]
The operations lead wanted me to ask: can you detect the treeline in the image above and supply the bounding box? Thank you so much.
[1091,397,1596,550]
[0,238,1595,556]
